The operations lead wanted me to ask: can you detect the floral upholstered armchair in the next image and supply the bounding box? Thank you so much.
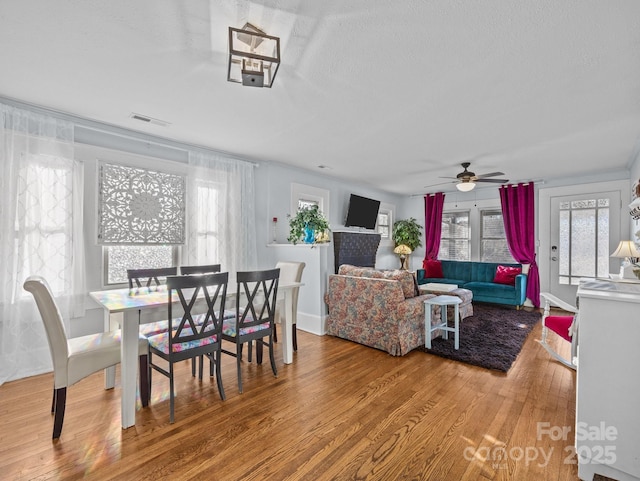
[325,265,441,356]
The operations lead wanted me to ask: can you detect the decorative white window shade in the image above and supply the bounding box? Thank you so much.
[97,162,186,245]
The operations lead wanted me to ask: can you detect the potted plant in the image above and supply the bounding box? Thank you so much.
[392,217,423,251]
[287,204,330,244]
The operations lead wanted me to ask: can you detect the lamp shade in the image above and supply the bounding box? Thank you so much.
[394,244,412,255]
[456,182,475,192]
[228,23,280,88]
[610,240,640,258]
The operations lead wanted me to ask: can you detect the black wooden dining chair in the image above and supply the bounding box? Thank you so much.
[180,264,221,275]
[145,272,228,423]
[221,268,280,394]
[127,267,178,290]
[128,267,178,337]
[179,263,223,376]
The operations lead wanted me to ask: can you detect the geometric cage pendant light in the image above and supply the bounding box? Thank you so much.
[228,23,280,88]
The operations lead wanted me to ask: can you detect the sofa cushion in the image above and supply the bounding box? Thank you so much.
[441,261,474,282]
[381,270,417,298]
[423,259,444,278]
[338,264,376,277]
[493,265,522,286]
[465,281,516,300]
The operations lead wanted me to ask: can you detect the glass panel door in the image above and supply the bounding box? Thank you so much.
[550,192,619,303]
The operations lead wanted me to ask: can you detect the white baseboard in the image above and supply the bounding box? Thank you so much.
[296,312,326,336]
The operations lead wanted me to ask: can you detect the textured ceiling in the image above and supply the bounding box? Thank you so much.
[1,0,640,194]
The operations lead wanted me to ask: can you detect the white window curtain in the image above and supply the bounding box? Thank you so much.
[0,104,85,385]
[185,151,257,273]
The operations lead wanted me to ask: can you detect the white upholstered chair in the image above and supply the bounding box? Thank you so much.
[274,261,305,351]
[23,276,150,439]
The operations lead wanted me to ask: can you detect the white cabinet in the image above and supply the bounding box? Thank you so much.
[576,279,640,481]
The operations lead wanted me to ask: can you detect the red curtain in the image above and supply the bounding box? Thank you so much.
[423,192,445,268]
[499,182,540,307]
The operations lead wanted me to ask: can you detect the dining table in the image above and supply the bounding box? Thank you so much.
[90,279,304,429]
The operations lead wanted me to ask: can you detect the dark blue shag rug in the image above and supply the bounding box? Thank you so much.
[421,303,541,372]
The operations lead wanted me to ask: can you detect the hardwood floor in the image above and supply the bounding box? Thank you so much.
[0,312,580,480]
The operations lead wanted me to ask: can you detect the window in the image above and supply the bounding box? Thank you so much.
[104,246,178,285]
[377,208,392,239]
[18,156,78,295]
[439,211,470,260]
[99,162,186,285]
[192,180,220,264]
[480,210,513,262]
[558,198,610,285]
[298,198,319,210]
[290,183,329,218]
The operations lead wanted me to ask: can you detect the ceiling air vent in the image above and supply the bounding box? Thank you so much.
[129,113,170,127]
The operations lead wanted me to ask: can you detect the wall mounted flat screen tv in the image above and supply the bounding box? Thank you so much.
[345,194,381,230]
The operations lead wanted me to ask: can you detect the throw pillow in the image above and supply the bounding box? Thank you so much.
[424,259,444,278]
[493,265,522,285]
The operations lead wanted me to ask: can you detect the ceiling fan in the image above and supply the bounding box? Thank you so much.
[436,162,509,192]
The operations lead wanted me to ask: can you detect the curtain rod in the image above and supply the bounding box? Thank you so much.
[1,95,259,167]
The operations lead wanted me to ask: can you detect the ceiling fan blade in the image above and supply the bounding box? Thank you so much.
[424,181,455,188]
[475,178,509,183]
[474,171,505,179]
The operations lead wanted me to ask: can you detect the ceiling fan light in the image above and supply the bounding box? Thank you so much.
[456,182,475,192]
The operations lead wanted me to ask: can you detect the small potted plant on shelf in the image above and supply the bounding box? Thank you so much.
[288,205,330,245]
[392,217,423,251]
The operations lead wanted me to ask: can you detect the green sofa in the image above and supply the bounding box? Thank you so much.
[416,260,527,308]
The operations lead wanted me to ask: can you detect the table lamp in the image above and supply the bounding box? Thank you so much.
[610,240,640,279]
[394,244,412,270]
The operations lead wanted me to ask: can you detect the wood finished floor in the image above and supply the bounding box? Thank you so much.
[0,310,580,481]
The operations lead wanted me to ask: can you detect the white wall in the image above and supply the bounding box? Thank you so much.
[254,161,404,271]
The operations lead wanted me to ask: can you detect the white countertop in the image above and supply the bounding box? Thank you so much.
[578,277,640,303]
